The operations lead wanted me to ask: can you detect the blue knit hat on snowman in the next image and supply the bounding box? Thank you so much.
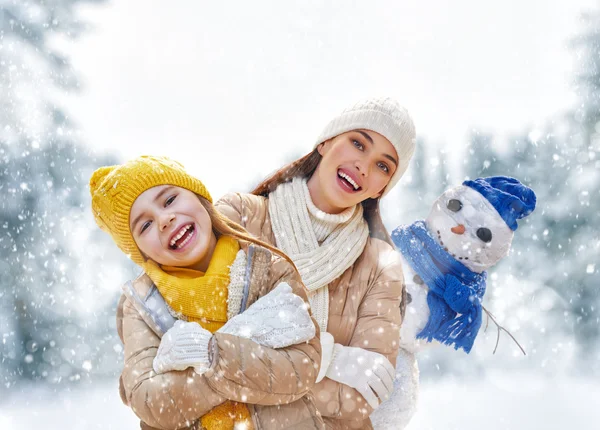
[463,176,537,231]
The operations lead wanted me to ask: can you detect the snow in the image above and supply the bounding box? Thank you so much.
[1,375,598,429]
[409,375,600,430]
[0,382,138,429]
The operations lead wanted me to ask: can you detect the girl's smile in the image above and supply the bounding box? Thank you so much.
[167,222,196,251]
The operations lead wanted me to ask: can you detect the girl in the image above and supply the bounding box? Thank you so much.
[89,155,323,430]
[215,98,417,429]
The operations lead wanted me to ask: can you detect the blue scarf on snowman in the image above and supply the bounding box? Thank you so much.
[392,221,486,353]
[392,176,537,353]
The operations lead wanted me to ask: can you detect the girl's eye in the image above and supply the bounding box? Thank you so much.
[377,161,390,173]
[447,199,463,212]
[140,221,151,234]
[352,140,364,150]
[165,195,177,207]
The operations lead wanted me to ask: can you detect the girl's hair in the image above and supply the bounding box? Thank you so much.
[250,148,393,246]
[198,196,300,272]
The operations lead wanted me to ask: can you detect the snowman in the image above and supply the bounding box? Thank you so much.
[371,176,536,430]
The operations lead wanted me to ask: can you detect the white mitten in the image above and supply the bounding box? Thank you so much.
[218,282,315,349]
[370,348,420,430]
[325,344,395,410]
[152,320,213,375]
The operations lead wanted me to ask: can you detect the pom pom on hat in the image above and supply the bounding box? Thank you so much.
[463,176,536,231]
[314,97,416,196]
[89,155,212,265]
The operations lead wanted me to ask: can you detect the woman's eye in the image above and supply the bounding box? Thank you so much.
[477,227,493,243]
[352,140,364,150]
[377,161,389,173]
[165,195,177,207]
[447,199,463,212]
[140,221,151,233]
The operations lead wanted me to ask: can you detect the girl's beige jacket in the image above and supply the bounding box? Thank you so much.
[116,242,324,430]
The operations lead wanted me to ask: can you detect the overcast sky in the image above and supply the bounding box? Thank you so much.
[63,0,598,199]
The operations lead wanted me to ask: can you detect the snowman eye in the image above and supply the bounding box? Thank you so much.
[477,227,493,243]
[447,199,463,212]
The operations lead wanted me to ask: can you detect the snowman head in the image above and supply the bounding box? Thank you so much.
[425,177,536,273]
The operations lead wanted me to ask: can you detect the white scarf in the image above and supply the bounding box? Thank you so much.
[268,177,369,332]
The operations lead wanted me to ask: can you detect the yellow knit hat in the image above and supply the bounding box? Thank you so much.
[89,155,212,265]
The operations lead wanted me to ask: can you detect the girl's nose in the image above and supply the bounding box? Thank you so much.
[160,214,176,231]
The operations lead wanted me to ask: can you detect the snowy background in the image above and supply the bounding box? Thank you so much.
[1,1,599,429]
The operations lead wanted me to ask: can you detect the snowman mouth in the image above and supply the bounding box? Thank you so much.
[169,224,195,250]
[437,230,469,261]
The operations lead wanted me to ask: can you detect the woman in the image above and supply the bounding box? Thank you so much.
[216,98,416,429]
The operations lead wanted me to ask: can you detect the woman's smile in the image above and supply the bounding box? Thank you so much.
[336,168,362,192]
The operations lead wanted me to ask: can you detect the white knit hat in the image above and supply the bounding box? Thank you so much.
[314,97,416,196]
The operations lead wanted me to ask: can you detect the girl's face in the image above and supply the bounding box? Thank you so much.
[129,185,217,272]
[307,129,398,214]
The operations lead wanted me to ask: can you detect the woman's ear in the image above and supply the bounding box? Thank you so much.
[316,142,325,155]
[317,139,333,156]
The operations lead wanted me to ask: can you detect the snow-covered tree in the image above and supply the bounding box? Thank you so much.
[572,8,600,145]
[565,8,600,369]
[414,8,600,378]
[446,9,600,373]
[0,0,135,392]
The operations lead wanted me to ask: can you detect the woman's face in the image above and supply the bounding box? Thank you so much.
[307,129,398,213]
[129,185,217,272]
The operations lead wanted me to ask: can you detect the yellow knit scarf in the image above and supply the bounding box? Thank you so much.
[143,236,254,430]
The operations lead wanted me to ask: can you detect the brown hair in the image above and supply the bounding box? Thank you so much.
[251,148,393,246]
[199,197,300,272]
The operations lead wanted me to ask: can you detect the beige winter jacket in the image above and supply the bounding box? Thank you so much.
[216,193,405,430]
[116,243,324,430]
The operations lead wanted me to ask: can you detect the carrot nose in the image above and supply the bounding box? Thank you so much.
[451,224,466,235]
